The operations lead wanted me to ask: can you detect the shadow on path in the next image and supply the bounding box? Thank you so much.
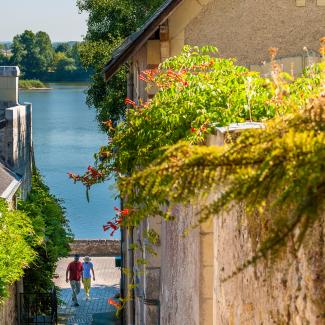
[58,285,120,325]
[55,257,121,325]
[92,311,120,325]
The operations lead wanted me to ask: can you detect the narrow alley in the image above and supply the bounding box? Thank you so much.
[54,257,120,325]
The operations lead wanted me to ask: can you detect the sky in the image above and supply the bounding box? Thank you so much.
[0,0,88,42]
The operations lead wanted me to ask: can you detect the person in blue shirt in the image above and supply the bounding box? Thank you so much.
[82,256,95,300]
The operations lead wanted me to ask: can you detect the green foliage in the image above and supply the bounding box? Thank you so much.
[105,49,324,272]
[121,96,325,270]
[73,46,325,272]
[9,30,89,81]
[94,47,322,177]
[11,30,53,79]
[35,31,55,72]
[0,169,72,301]
[78,39,128,125]
[51,42,89,81]
[18,169,73,293]
[0,54,9,66]
[19,79,46,89]
[77,0,163,42]
[0,200,37,302]
[0,47,10,66]
[54,53,77,73]
[55,43,71,54]
[77,0,164,125]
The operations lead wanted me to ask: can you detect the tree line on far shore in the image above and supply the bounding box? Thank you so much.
[0,30,90,82]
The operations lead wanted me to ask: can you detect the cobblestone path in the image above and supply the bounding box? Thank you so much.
[54,257,121,325]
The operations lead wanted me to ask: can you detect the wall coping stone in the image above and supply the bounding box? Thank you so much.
[0,66,20,77]
[69,239,121,257]
[213,122,265,134]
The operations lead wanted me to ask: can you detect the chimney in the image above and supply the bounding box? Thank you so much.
[0,66,20,108]
[0,66,32,197]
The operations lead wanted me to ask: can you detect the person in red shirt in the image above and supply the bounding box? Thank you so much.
[66,254,83,306]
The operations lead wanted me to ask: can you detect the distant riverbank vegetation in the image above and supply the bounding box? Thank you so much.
[0,30,90,82]
[77,0,164,127]
[19,79,47,89]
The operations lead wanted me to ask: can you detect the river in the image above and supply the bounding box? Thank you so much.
[20,83,119,239]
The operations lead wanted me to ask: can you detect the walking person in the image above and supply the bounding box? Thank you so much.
[82,256,95,300]
[66,254,83,307]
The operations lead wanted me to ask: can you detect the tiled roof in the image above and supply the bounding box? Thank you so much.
[103,0,184,80]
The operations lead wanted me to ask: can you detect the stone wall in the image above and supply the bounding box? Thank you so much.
[185,0,325,66]
[0,282,22,325]
[2,103,33,199]
[207,126,325,324]
[153,128,325,324]
[0,66,33,200]
[160,205,201,325]
[0,66,19,108]
[214,208,325,325]
[69,240,120,257]
[132,206,202,325]
[156,198,325,325]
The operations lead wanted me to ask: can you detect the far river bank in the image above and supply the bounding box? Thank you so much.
[19,79,50,90]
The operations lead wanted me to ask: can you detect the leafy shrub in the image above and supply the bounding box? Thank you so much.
[77,0,165,126]
[0,200,37,301]
[83,46,322,178]
[116,47,325,268]
[18,169,73,293]
[72,45,325,268]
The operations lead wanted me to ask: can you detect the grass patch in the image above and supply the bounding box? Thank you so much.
[19,79,47,89]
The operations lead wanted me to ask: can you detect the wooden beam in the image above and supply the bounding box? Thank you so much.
[104,0,184,81]
[160,22,170,62]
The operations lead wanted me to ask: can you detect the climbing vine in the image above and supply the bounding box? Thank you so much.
[121,95,325,271]
[71,42,325,309]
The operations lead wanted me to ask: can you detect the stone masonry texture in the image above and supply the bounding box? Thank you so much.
[69,240,121,257]
[0,284,19,325]
[185,0,325,66]
[213,207,325,324]
[158,203,325,324]
[160,205,200,325]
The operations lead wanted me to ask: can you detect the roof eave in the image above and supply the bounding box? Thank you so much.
[103,0,184,81]
[0,179,21,201]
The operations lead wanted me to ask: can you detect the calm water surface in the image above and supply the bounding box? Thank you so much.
[20,83,119,239]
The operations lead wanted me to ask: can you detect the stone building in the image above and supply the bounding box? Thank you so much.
[0,66,33,324]
[0,66,32,203]
[103,1,325,324]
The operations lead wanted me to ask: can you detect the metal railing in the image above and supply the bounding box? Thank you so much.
[20,288,58,325]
